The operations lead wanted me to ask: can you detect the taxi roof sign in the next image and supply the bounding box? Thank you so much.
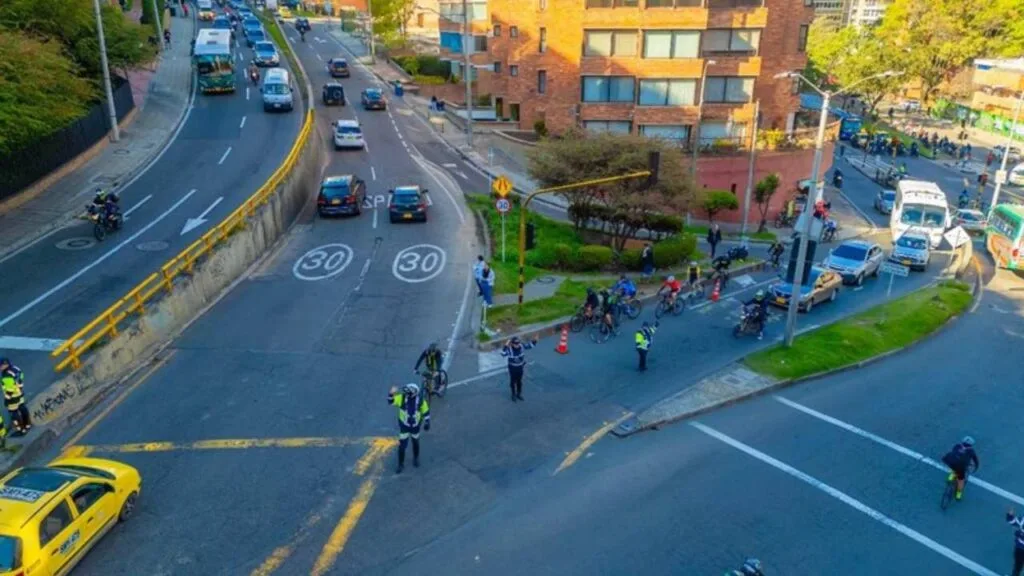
[492,175,512,198]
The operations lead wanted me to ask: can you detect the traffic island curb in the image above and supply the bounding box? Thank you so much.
[614,256,983,438]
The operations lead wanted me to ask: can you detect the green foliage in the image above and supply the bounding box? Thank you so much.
[754,173,781,233]
[394,54,448,77]
[618,248,642,271]
[576,245,614,271]
[368,0,417,39]
[652,234,698,269]
[701,190,739,224]
[412,74,446,86]
[533,120,548,137]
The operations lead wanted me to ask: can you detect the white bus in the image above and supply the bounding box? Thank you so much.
[890,179,950,248]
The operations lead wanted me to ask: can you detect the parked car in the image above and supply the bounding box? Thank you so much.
[361,88,386,110]
[994,145,1022,164]
[874,189,896,214]
[769,267,841,313]
[322,82,346,106]
[1009,162,1024,187]
[327,57,350,78]
[333,119,365,150]
[823,240,884,286]
[889,231,931,271]
[388,186,429,223]
[253,41,279,67]
[953,208,987,233]
[317,175,367,217]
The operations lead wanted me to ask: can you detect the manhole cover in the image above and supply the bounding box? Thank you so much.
[56,237,97,251]
[112,149,130,156]
[536,276,557,284]
[137,241,170,252]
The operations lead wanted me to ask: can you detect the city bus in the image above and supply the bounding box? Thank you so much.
[890,179,950,249]
[193,29,236,93]
[986,204,1024,269]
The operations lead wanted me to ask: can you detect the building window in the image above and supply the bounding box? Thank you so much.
[537,70,548,94]
[510,64,519,77]
[700,121,747,146]
[581,76,636,103]
[539,0,547,9]
[703,76,755,103]
[797,24,809,52]
[583,120,633,134]
[643,31,700,59]
[586,0,639,6]
[584,31,638,57]
[646,0,701,7]
[493,61,502,74]
[510,26,519,38]
[440,31,463,53]
[439,2,487,22]
[804,0,813,5]
[638,79,697,106]
[539,28,547,52]
[417,13,425,27]
[701,29,761,55]
[472,35,488,52]
[493,24,501,37]
[640,124,692,144]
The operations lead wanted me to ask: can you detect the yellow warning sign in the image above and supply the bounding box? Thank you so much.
[492,175,512,198]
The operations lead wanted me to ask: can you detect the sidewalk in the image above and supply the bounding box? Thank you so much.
[0,11,196,261]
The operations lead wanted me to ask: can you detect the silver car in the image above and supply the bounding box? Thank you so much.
[874,189,896,214]
[953,208,987,233]
[889,232,931,271]
[823,240,884,286]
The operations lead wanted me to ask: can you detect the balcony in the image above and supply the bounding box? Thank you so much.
[707,0,763,8]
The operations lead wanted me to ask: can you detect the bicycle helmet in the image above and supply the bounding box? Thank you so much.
[741,558,762,575]
[428,341,438,352]
[690,261,697,267]
[962,435,975,448]
[755,289,765,299]
[403,383,420,396]
[667,275,676,282]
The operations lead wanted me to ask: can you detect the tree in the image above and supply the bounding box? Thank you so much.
[753,173,781,233]
[701,191,738,225]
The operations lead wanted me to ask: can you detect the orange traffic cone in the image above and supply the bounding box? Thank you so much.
[711,278,721,303]
[555,324,569,354]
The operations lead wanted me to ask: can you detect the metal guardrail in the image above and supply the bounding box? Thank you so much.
[51,110,315,372]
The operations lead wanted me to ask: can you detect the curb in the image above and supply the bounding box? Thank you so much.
[614,256,983,437]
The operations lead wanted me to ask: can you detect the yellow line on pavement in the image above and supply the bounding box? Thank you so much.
[311,438,394,576]
[250,506,329,576]
[72,436,382,456]
[554,412,634,475]
[60,351,178,454]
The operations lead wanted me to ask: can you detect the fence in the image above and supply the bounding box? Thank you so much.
[0,76,135,201]
[50,109,315,372]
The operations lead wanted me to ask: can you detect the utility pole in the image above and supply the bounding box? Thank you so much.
[989,89,1024,215]
[92,0,120,142]
[740,99,760,241]
[151,0,165,50]
[690,59,716,183]
[462,0,474,147]
[367,0,376,63]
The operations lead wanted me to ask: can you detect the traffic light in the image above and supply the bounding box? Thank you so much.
[647,150,660,188]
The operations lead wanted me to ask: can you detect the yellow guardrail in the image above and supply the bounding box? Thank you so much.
[51,110,316,372]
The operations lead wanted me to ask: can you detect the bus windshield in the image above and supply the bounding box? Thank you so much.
[900,204,945,228]
[196,55,233,75]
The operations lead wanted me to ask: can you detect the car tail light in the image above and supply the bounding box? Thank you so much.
[317,197,326,205]
[345,196,356,204]
[417,203,426,212]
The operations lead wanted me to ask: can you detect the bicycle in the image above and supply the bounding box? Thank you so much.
[420,369,449,399]
[569,305,600,333]
[654,292,684,318]
[616,296,643,320]
[686,280,705,304]
[774,212,796,229]
[589,316,618,344]
[940,461,976,511]
[709,268,730,291]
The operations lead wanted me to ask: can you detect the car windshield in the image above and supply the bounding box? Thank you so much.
[900,204,945,228]
[195,54,232,75]
[0,536,18,570]
[959,211,980,221]
[320,183,351,198]
[255,42,274,53]
[336,125,361,135]
[897,236,927,250]
[365,89,382,99]
[249,31,265,41]
[264,83,289,95]
[331,60,348,68]
[882,191,896,201]
[394,192,420,205]
[832,245,867,261]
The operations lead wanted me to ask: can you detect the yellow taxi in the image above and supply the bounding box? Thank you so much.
[0,457,142,576]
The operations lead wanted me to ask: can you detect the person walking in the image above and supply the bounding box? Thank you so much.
[473,255,485,296]
[641,243,654,279]
[387,383,430,474]
[1007,508,1024,576]
[501,336,537,402]
[707,224,722,259]
[480,262,495,308]
[634,320,658,371]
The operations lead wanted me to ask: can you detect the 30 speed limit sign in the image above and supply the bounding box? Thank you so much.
[495,198,511,213]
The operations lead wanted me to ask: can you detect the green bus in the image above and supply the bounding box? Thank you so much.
[985,204,1024,269]
[193,29,235,93]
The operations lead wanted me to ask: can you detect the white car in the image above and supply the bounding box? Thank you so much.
[333,119,365,150]
[994,145,1022,164]
[889,231,931,272]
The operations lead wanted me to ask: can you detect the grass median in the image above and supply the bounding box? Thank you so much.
[258,10,306,89]
[485,279,590,333]
[744,281,972,380]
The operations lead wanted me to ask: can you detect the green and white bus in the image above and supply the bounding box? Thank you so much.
[193,29,235,93]
[986,204,1024,269]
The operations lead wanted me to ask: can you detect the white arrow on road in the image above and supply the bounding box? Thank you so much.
[180,196,223,235]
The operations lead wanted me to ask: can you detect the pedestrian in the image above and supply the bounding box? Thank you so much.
[1,369,30,436]
[634,320,658,371]
[387,383,430,474]
[987,151,996,166]
[473,255,485,296]
[429,95,438,113]
[641,243,654,279]
[887,107,894,121]
[480,262,494,308]
[501,336,537,402]
[707,224,722,258]
[1007,508,1024,576]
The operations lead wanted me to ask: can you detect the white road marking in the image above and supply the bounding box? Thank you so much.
[444,264,475,372]
[691,422,1000,576]
[123,194,153,217]
[442,163,457,168]
[774,396,1024,507]
[448,367,505,389]
[217,147,232,165]
[0,189,198,329]
[239,115,247,129]
[180,196,224,235]
[457,171,468,180]
[0,336,82,352]
[415,156,466,224]
[372,206,378,229]
[292,244,355,282]
[315,53,322,61]
[246,87,250,100]
[370,166,376,181]
[392,245,447,284]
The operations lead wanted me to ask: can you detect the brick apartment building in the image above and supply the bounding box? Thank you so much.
[436,0,814,151]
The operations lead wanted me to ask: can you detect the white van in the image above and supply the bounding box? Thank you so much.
[261,68,293,112]
[1009,162,1024,187]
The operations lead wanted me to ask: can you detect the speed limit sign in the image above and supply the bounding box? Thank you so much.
[495,198,511,213]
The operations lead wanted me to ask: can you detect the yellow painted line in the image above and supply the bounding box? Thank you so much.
[250,505,329,576]
[73,436,382,455]
[553,412,634,476]
[311,438,394,576]
[60,350,178,453]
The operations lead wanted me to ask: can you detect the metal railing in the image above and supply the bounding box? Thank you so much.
[50,110,315,372]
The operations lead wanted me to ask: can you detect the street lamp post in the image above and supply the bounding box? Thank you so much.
[151,0,165,50]
[366,0,376,63]
[92,0,120,142]
[461,0,474,147]
[740,99,761,240]
[691,59,717,182]
[776,70,902,347]
[988,89,1024,215]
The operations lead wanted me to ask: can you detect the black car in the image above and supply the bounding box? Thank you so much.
[317,175,366,217]
[388,186,429,223]
[361,88,386,110]
[294,17,310,31]
[327,58,350,78]
[322,82,346,106]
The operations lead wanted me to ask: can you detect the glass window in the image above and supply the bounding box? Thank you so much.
[643,31,700,58]
[640,124,691,142]
[614,32,637,56]
[831,245,866,260]
[71,484,109,514]
[584,121,632,134]
[638,79,696,106]
[585,31,637,57]
[440,31,463,53]
[539,28,547,52]
[538,70,547,94]
[702,30,730,52]
[899,207,924,226]
[0,536,18,571]
[587,0,613,6]
[797,24,809,52]
[699,121,730,141]
[673,31,700,57]
[467,2,487,20]
[493,61,502,73]
[732,30,760,51]
[704,77,754,103]
[643,31,673,58]
[39,501,73,547]
[510,64,519,76]
[493,24,501,36]
[646,0,673,6]
[539,0,547,9]
[581,76,635,102]
[510,26,519,38]
[472,35,488,52]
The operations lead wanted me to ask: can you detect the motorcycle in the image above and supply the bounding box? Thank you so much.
[832,172,843,189]
[86,204,123,241]
[726,245,749,262]
[733,304,764,338]
[249,67,260,86]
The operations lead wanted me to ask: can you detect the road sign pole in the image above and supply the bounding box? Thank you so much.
[501,212,506,262]
[887,271,894,299]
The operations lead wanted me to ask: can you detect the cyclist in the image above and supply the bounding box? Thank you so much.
[942,436,979,501]
[657,275,682,309]
[744,290,769,340]
[768,241,785,268]
[413,342,444,391]
[612,274,637,300]
[584,287,600,320]
[1006,508,1024,576]
[725,558,764,576]
[710,255,731,288]
[598,288,618,334]
[686,261,702,292]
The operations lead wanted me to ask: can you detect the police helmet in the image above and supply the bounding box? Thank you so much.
[962,435,975,448]
[741,558,762,575]
[510,336,521,346]
[428,341,438,351]
[755,290,765,299]
[0,358,8,367]
[690,261,697,267]
[404,383,420,396]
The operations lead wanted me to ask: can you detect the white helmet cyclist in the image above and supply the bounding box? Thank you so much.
[667,275,676,282]
[403,383,420,396]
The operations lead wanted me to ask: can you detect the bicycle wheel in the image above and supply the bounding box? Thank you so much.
[654,300,669,319]
[589,323,610,344]
[624,300,642,320]
[671,299,685,316]
[940,478,956,511]
[434,370,448,398]
[569,312,587,333]
[93,222,106,241]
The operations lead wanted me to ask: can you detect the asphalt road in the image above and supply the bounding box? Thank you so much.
[0,15,301,394]
[52,19,480,575]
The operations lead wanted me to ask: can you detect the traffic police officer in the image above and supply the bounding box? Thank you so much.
[635,321,658,371]
[501,336,537,402]
[1,369,30,435]
[388,383,430,474]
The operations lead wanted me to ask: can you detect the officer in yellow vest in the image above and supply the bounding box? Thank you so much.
[2,372,31,435]
[388,383,430,474]
[635,320,658,371]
